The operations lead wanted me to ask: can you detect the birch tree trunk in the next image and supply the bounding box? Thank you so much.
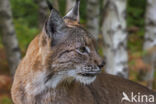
[36,0,49,29]
[101,0,128,78]
[143,0,156,89]
[86,0,100,40]
[66,0,75,12]
[0,0,21,76]
[52,0,59,10]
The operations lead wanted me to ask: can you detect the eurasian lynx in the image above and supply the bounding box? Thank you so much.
[11,0,156,104]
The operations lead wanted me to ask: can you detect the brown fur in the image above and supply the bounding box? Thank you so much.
[64,19,80,27]
[11,2,156,104]
[11,25,156,104]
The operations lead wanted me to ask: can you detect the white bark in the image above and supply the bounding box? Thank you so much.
[66,0,75,12]
[101,0,128,78]
[52,0,59,10]
[86,0,100,40]
[0,0,21,76]
[143,0,156,89]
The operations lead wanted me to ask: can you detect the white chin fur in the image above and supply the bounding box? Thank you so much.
[75,75,96,85]
[68,70,96,85]
[26,70,96,96]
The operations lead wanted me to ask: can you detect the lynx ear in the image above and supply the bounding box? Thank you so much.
[45,6,66,38]
[46,0,53,11]
[64,0,80,24]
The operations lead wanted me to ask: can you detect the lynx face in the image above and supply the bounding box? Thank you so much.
[42,26,104,88]
[34,5,105,88]
[26,1,104,92]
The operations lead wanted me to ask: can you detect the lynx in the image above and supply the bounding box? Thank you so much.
[11,0,156,104]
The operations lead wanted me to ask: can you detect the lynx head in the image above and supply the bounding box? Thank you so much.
[39,0,105,88]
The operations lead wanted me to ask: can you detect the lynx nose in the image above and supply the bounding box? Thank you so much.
[94,53,106,69]
[98,60,106,69]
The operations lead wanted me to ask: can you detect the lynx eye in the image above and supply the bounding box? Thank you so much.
[76,46,90,54]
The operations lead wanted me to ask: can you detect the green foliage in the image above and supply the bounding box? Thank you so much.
[10,0,39,50]
[79,0,87,24]
[0,96,12,104]
[127,31,144,52]
[14,19,39,50]
[127,0,146,52]
[127,0,146,28]
[58,0,66,16]
[11,0,38,27]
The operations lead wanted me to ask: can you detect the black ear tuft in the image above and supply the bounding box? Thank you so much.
[46,0,53,11]
[64,0,80,23]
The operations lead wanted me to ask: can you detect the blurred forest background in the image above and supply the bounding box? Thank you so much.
[0,0,156,103]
